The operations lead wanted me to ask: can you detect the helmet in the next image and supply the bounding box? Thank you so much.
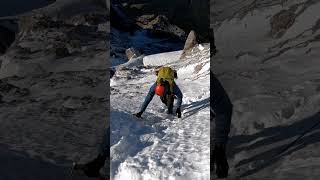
[155,84,165,96]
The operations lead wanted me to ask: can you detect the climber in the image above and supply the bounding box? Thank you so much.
[134,66,183,118]
[211,29,233,179]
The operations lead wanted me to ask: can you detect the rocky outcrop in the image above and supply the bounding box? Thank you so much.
[136,15,185,39]
[121,0,209,41]
[135,14,155,26]
[270,7,297,38]
[125,47,141,60]
[180,30,198,59]
[0,2,108,165]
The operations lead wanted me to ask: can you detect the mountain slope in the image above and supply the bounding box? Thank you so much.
[212,0,320,179]
[0,1,108,179]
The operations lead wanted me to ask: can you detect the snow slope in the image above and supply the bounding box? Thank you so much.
[212,0,320,179]
[110,44,210,180]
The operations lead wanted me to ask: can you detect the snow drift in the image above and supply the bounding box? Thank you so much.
[143,50,182,67]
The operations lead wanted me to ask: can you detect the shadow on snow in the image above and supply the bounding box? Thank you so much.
[0,144,92,180]
[228,111,320,178]
[182,97,210,118]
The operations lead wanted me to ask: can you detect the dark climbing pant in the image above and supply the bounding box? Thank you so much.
[159,81,174,113]
[211,71,233,144]
[99,127,110,157]
[139,82,183,113]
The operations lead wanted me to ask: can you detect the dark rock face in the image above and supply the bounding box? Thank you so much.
[270,7,297,38]
[110,0,136,31]
[136,15,186,40]
[121,0,210,41]
[0,4,109,165]
[0,26,16,54]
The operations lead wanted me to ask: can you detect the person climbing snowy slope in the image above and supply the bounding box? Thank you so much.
[134,66,183,118]
[210,29,233,179]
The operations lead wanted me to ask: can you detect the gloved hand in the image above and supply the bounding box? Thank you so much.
[212,48,217,56]
[176,108,181,118]
[214,143,229,178]
[133,112,142,118]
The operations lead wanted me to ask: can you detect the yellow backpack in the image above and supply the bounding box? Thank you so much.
[156,67,175,93]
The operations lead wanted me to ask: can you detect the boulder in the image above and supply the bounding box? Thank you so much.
[125,47,141,60]
[180,30,198,59]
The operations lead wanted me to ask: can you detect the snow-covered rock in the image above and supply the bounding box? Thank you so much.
[143,50,182,67]
[116,55,144,71]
